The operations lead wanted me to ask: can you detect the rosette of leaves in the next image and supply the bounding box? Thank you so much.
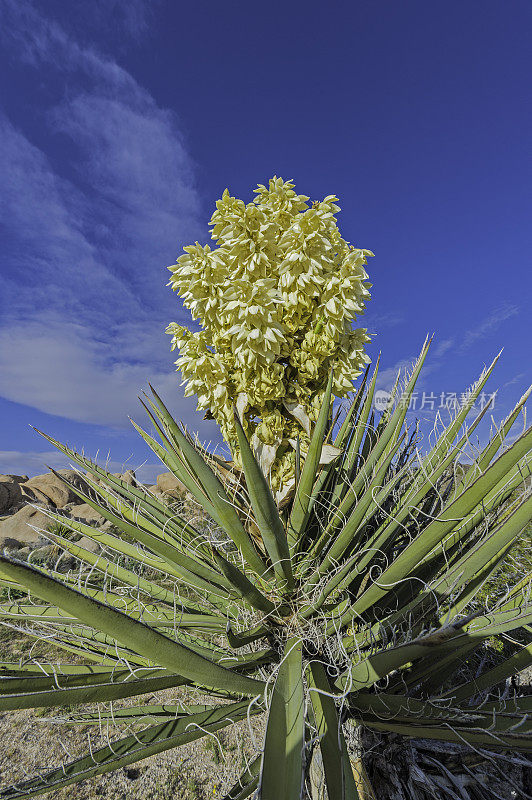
[166,176,372,500]
[0,339,531,799]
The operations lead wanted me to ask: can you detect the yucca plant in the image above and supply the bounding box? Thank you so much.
[0,339,531,799]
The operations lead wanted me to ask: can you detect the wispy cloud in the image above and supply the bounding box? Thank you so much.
[0,450,73,477]
[459,303,519,353]
[375,359,412,392]
[500,372,528,391]
[1,116,136,323]
[422,304,519,363]
[53,0,159,46]
[434,338,454,358]
[364,312,404,333]
[0,0,153,84]
[0,316,213,432]
[0,1,205,434]
[0,449,164,484]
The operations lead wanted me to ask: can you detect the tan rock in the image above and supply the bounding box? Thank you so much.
[0,480,22,513]
[122,469,137,486]
[145,484,165,498]
[22,469,89,508]
[0,504,54,549]
[112,469,137,486]
[70,503,106,526]
[75,535,101,554]
[156,472,187,499]
[0,474,28,484]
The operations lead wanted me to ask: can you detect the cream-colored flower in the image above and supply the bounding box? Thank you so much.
[166,177,373,487]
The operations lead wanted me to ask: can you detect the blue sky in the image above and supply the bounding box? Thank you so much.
[1,0,531,481]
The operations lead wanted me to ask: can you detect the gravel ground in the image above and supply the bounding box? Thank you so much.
[0,703,262,800]
[0,629,263,799]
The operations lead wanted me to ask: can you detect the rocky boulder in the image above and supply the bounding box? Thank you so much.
[145,484,165,499]
[121,469,137,486]
[75,535,101,554]
[156,472,188,499]
[70,503,106,526]
[22,469,89,508]
[0,477,24,513]
[110,469,137,486]
[95,469,137,489]
[0,504,54,549]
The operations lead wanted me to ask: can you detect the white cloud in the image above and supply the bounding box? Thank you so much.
[51,92,201,309]
[58,0,157,45]
[0,450,74,478]
[434,338,454,358]
[364,312,404,332]
[1,0,158,61]
[1,116,137,321]
[459,304,519,353]
[0,1,147,91]
[0,449,165,484]
[501,372,527,391]
[375,360,411,392]
[0,1,206,436]
[375,344,442,398]
[0,317,218,441]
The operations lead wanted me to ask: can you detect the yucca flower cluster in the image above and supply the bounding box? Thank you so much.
[166,177,372,496]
